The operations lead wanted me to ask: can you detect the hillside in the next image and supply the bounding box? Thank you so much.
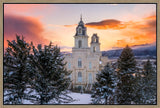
[102,44,156,59]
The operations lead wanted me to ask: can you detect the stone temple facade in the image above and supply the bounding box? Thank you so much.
[64,16,108,91]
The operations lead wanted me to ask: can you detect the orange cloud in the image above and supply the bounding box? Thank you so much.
[116,39,128,47]
[115,15,156,47]
[85,19,126,30]
[143,15,156,20]
[115,32,156,48]
[90,15,156,48]
[126,15,156,32]
[64,24,77,27]
[4,14,49,49]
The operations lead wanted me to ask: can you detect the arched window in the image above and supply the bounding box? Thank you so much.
[94,37,96,42]
[78,40,82,48]
[78,72,82,83]
[78,58,82,68]
[78,28,82,34]
[88,73,92,84]
[89,62,92,69]
[93,46,96,52]
[96,37,99,43]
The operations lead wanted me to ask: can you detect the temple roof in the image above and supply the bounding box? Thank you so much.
[75,15,87,36]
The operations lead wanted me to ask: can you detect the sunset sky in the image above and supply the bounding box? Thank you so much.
[4,4,156,52]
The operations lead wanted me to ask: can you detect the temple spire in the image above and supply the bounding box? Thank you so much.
[80,14,82,21]
[75,14,87,36]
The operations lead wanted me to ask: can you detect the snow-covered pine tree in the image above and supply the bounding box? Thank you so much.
[117,45,137,104]
[4,35,31,104]
[29,42,73,104]
[142,59,156,104]
[91,63,118,104]
[132,69,144,104]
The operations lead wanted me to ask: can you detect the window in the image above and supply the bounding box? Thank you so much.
[94,38,96,42]
[89,62,92,69]
[78,28,82,34]
[92,36,97,43]
[78,58,82,68]
[78,86,82,91]
[78,72,82,83]
[78,40,82,48]
[68,63,71,69]
[93,46,96,52]
[88,73,92,84]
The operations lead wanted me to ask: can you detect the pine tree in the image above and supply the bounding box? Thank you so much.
[29,42,73,104]
[91,63,118,104]
[117,45,137,104]
[132,70,144,104]
[141,59,156,104]
[4,35,31,104]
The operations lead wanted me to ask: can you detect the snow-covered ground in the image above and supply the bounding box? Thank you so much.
[5,90,92,104]
[66,92,92,104]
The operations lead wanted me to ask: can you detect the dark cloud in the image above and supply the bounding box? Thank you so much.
[85,19,126,30]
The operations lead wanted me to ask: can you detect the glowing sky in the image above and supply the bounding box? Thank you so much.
[4,4,156,52]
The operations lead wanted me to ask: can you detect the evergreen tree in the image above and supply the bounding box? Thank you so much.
[4,35,31,104]
[132,70,144,104]
[91,63,118,104]
[141,59,156,104]
[117,45,137,104]
[29,42,73,104]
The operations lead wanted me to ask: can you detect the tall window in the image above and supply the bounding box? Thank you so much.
[78,72,82,83]
[78,40,82,48]
[93,46,96,52]
[93,38,96,42]
[78,58,82,68]
[88,73,92,84]
[89,62,92,69]
[78,28,82,34]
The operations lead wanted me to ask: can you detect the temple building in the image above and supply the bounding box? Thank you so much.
[64,16,108,91]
